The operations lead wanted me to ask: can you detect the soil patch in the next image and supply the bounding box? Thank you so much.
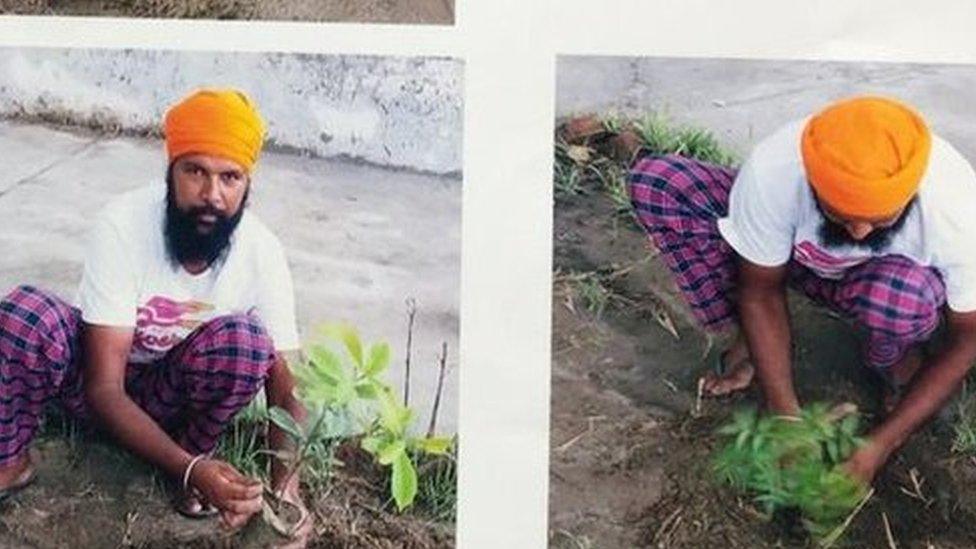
[549,126,976,548]
[0,431,452,548]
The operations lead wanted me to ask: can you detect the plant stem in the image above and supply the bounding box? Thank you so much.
[404,298,417,407]
[427,342,449,438]
[819,487,874,548]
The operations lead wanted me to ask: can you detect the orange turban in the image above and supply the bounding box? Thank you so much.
[163,88,266,173]
[801,96,931,219]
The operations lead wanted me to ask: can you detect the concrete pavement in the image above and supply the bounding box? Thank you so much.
[0,119,460,433]
[557,57,976,162]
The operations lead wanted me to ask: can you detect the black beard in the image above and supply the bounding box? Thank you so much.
[164,168,247,268]
[816,198,915,253]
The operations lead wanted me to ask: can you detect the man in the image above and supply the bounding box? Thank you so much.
[628,96,976,484]
[0,88,311,537]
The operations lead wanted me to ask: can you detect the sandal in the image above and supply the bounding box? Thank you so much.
[175,488,219,519]
[0,466,35,503]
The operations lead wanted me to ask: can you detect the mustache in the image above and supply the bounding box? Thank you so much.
[187,205,227,218]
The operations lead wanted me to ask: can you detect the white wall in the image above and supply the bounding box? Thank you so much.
[0,47,464,174]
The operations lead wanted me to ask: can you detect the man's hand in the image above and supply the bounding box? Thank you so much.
[189,459,263,530]
[850,310,976,485]
[842,436,888,485]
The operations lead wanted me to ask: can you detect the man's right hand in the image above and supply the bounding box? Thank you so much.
[189,459,264,529]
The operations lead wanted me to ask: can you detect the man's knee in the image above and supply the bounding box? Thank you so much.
[857,259,945,339]
[0,285,78,366]
[184,313,275,377]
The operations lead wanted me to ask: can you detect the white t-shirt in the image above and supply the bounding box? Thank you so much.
[717,118,976,312]
[77,184,301,364]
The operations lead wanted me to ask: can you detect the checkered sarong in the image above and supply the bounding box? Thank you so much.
[629,154,945,369]
[0,285,274,465]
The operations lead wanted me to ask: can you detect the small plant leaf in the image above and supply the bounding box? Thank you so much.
[268,406,304,442]
[378,440,407,466]
[378,387,413,436]
[320,323,364,368]
[365,343,391,377]
[355,380,382,399]
[414,436,453,455]
[361,435,385,456]
[391,451,418,512]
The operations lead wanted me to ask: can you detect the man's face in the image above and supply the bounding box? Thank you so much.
[816,198,915,253]
[164,154,251,267]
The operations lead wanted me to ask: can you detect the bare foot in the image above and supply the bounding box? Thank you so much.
[702,361,755,396]
[0,453,34,494]
[701,334,755,397]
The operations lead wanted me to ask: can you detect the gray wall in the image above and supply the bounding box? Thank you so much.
[0,47,464,174]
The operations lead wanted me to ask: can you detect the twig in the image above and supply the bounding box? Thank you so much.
[555,416,606,452]
[819,487,874,548]
[404,298,417,407]
[882,511,898,549]
[652,506,683,544]
[694,377,705,416]
[427,342,449,438]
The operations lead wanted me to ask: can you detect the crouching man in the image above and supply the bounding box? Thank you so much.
[629,96,976,484]
[0,88,311,540]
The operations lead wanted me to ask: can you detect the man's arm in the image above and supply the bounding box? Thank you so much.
[82,324,195,478]
[737,256,800,415]
[83,324,263,525]
[848,309,976,482]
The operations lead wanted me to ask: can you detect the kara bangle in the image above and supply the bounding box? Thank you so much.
[182,454,208,491]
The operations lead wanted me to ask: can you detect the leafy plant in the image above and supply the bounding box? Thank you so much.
[554,141,586,197]
[277,323,453,513]
[635,111,738,166]
[713,404,868,540]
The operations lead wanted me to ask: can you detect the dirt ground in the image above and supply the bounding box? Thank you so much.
[548,133,976,547]
[0,430,453,548]
[0,0,454,24]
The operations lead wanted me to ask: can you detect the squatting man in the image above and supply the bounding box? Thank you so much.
[628,96,976,484]
[0,88,313,540]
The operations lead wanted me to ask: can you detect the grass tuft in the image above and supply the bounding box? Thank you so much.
[634,112,738,166]
[553,111,737,223]
[952,380,976,454]
[413,450,458,523]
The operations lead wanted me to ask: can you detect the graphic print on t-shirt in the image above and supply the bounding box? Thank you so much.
[792,241,872,280]
[134,295,215,360]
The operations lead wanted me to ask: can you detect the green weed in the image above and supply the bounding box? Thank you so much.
[587,160,631,216]
[413,450,458,523]
[713,404,867,541]
[635,112,738,166]
[952,380,976,454]
[554,141,585,197]
[573,272,610,318]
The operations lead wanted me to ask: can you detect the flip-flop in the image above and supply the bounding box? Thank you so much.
[175,488,219,519]
[0,467,36,503]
